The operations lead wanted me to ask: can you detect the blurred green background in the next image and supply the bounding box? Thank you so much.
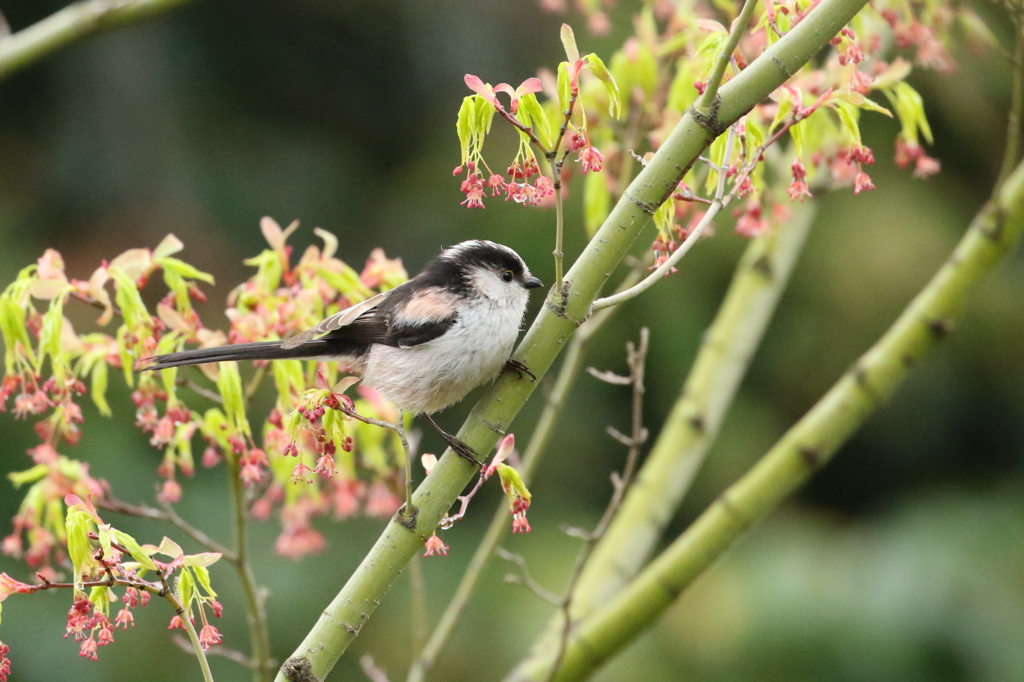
[1,2,1022,681]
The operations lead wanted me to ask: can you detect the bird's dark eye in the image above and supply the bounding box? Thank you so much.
[501,270,515,282]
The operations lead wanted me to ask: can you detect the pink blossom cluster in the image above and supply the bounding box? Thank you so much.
[455,159,557,209]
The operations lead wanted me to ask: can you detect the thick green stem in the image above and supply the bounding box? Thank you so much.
[408,555,428,662]
[510,200,816,680]
[275,2,868,679]
[0,0,197,81]
[513,158,1024,682]
[405,268,641,682]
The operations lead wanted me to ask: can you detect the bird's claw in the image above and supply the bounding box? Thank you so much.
[504,358,536,381]
[421,412,482,466]
[445,436,483,466]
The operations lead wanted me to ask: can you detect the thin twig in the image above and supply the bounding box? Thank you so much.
[156,566,216,682]
[98,496,235,560]
[183,378,224,404]
[555,91,580,160]
[438,469,488,528]
[546,328,649,681]
[586,368,632,386]
[550,89,579,286]
[553,182,565,286]
[27,573,156,594]
[69,290,124,320]
[225,427,274,681]
[496,548,563,606]
[697,0,760,108]
[496,107,551,156]
[361,655,392,682]
[339,403,399,431]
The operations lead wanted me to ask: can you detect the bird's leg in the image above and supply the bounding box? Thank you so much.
[397,409,417,516]
[420,413,482,466]
[503,358,536,381]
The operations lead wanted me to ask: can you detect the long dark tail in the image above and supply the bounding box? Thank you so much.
[141,340,331,371]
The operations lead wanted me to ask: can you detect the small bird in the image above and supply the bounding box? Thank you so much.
[142,240,543,463]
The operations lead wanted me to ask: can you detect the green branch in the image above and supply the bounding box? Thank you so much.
[274,1,870,679]
[406,267,642,682]
[0,0,197,81]
[509,201,817,679]
[514,158,1024,682]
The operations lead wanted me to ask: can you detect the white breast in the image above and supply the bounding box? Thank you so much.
[360,286,528,414]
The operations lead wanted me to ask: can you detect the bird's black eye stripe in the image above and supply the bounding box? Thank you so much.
[501,269,515,282]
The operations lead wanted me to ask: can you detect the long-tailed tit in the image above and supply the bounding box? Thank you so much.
[142,240,543,463]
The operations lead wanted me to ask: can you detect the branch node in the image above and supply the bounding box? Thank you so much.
[771,54,794,79]
[281,656,321,682]
[481,418,507,435]
[715,491,751,531]
[587,367,632,385]
[799,445,823,469]
[544,281,587,326]
[623,190,659,215]
[606,425,647,447]
[687,95,726,138]
[851,362,885,407]
[394,504,419,531]
[926,317,954,339]
[977,205,1007,242]
[751,254,774,279]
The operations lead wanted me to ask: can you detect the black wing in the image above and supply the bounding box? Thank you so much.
[291,283,459,353]
[368,283,459,349]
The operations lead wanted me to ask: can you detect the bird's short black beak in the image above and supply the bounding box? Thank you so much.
[524,276,543,289]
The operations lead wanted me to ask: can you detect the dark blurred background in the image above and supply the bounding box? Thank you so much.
[1,2,1022,681]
